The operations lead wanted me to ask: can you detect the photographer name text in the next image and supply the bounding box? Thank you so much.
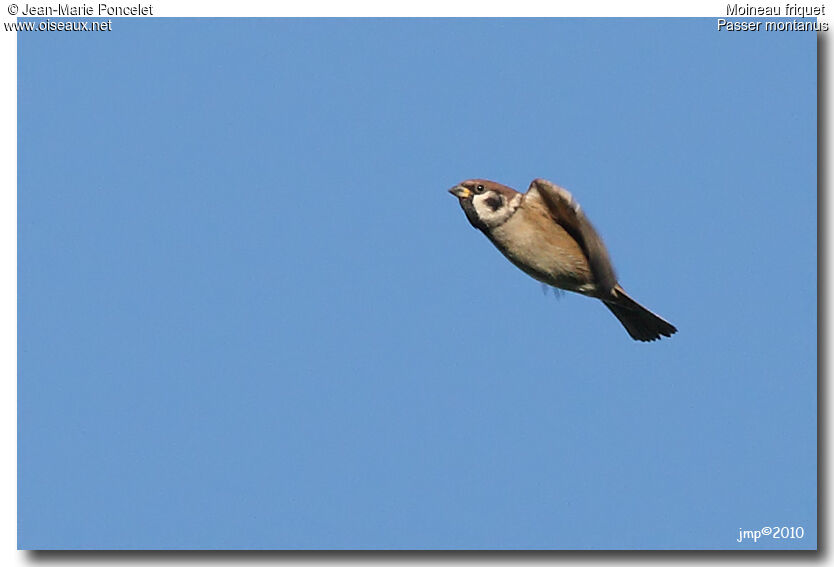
[19,3,152,16]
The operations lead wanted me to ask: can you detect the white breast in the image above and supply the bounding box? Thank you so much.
[486,198,593,293]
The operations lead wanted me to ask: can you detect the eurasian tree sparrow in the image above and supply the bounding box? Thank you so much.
[449,178,677,342]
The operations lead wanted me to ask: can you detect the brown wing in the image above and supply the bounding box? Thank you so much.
[527,178,617,295]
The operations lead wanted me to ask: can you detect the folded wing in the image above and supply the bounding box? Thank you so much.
[527,178,618,296]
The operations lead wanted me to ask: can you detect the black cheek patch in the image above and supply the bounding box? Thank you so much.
[485,196,503,211]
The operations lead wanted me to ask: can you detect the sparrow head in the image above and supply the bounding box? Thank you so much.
[448,179,522,231]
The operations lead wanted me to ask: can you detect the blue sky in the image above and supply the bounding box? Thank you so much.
[18,19,816,549]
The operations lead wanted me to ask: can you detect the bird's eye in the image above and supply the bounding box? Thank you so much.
[475,184,485,194]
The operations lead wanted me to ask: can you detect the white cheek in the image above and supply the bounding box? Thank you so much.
[472,193,521,227]
[472,194,506,225]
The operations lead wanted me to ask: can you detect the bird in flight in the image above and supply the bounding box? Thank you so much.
[449,178,677,342]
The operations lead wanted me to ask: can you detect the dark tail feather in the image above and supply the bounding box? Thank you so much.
[603,287,677,342]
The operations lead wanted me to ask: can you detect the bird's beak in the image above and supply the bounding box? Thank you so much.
[449,185,472,199]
